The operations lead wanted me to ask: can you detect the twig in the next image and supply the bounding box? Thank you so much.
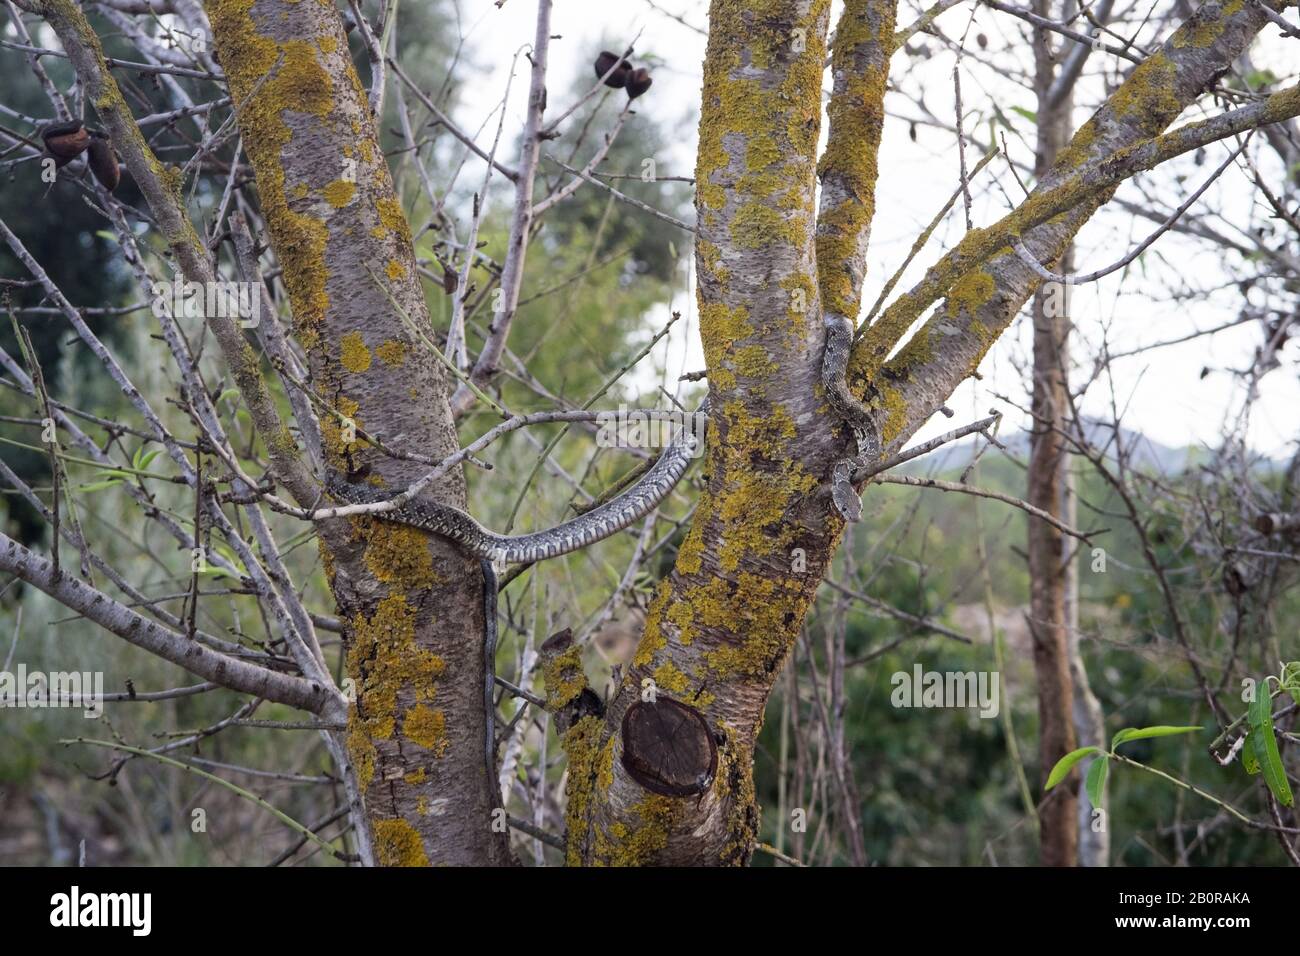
[1012,137,1251,285]
[875,473,1097,540]
[64,738,350,859]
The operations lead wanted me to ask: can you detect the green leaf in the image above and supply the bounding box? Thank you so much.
[1045,746,1099,791]
[1248,691,1293,807]
[217,388,241,405]
[195,566,238,581]
[1243,740,1261,775]
[1245,69,1278,90]
[94,468,133,481]
[1111,725,1202,750]
[131,446,163,471]
[213,543,242,569]
[1010,105,1037,124]
[1085,755,1109,809]
[77,479,123,493]
[1247,688,1271,731]
[1280,662,1300,704]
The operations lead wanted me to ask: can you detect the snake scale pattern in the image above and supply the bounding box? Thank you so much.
[326,407,703,566]
[822,312,880,523]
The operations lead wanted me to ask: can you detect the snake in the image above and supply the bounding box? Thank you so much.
[325,405,703,566]
[821,312,880,523]
[324,403,705,785]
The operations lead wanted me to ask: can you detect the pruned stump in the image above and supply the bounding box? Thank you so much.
[620,697,717,797]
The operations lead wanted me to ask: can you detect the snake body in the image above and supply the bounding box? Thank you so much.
[326,405,703,565]
[481,556,498,782]
[821,312,880,523]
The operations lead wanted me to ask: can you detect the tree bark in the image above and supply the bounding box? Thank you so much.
[1067,463,1110,866]
[1027,0,1078,868]
[559,0,850,866]
[202,0,509,866]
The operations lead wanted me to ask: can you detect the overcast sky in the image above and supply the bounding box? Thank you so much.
[438,0,1300,459]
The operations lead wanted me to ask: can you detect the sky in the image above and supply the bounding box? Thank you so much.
[436,0,1300,459]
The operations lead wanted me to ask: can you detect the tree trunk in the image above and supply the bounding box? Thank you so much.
[1067,463,1110,866]
[557,0,850,866]
[1027,0,1078,868]
[203,0,510,866]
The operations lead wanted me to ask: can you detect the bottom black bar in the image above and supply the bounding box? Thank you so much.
[1,864,1287,941]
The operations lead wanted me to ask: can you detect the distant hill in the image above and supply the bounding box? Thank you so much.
[900,419,1285,478]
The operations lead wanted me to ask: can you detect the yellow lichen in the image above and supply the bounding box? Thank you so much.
[699,302,754,392]
[204,3,333,347]
[945,269,996,318]
[709,400,818,573]
[1108,52,1182,137]
[377,196,412,243]
[347,593,446,743]
[346,723,376,790]
[559,715,603,866]
[339,329,372,372]
[374,818,430,867]
[321,395,363,458]
[651,659,691,695]
[1171,0,1236,49]
[403,703,448,756]
[542,643,587,709]
[692,0,828,248]
[873,381,911,446]
[632,584,673,668]
[717,724,759,864]
[323,178,356,208]
[593,795,677,867]
[375,338,408,366]
[674,500,711,576]
[891,324,933,369]
[816,0,895,319]
[363,521,438,588]
[596,737,617,792]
